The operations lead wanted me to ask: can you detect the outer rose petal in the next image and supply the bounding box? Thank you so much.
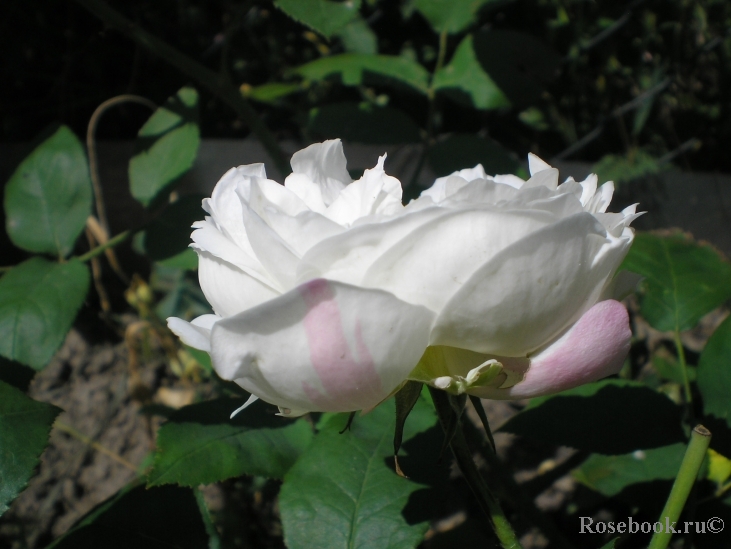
[167,314,221,352]
[210,279,435,413]
[470,300,631,399]
[431,213,624,356]
[198,251,280,317]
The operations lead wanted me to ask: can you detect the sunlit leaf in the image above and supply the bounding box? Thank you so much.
[309,102,421,144]
[500,380,685,454]
[147,398,313,486]
[621,233,731,332]
[129,86,200,207]
[4,125,92,257]
[0,258,90,369]
[0,381,61,516]
[243,82,302,104]
[574,443,686,497]
[279,398,435,549]
[47,484,209,549]
[274,0,361,39]
[433,35,510,110]
[295,54,430,94]
[697,315,731,428]
[337,18,377,54]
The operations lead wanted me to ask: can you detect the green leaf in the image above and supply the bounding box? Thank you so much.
[309,102,422,144]
[0,380,61,516]
[274,0,361,39]
[143,194,204,261]
[280,398,435,549]
[592,150,663,186]
[473,30,561,108]
[600,541,618,549]
[243,82,302,104]
[150,264,210,320]
[295,53,430,94]
[0,356,35,392]
[500,380,685,454]
[337,18,377,55]
[697,315,731,428]
[129,86,201,207]
[4,125,92,257]
[621,233,731,332]
[408,0,506,35]
[155,248,198,271]
[574,443,686,497]
[428,134,519,177]
[0,258,90,369]
[433,35,510,110]
[47,484,209,549]
[147,398,313,486]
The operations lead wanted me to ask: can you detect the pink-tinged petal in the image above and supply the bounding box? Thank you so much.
[471,300,631,399]
[210,279,435,413]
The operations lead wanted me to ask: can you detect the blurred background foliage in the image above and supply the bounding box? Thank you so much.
[3,0,730,177]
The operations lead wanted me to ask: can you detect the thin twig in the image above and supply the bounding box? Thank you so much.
[77,230,131,262]
[87,94,156,234]
[73,0,291,177]
[55,420,138,472]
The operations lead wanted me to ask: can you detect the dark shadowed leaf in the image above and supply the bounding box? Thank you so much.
[279,397,435,549]
[0,381,61,516]
[147,398,313,486]
[4,125,92,257]
[574,443,686,497]
[274,0,361,39]
[697,315,731,429]
[309,102,422,144]
[428,134,519,177]
[473,30,561,108]
[621,233,731,332]
[129,87,200,207]
[433,35,510,110]
[295,54,430,94]
[0,258,89,369]
[407,0,507,34]
[143,194,204,261]
[0,356,35,392]
[500,380,685,454]
[47,484,209,549]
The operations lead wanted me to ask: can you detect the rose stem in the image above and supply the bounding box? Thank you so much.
[648,424,712,549]
[429,387,524,549]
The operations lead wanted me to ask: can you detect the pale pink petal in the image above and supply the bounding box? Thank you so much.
[471,300,631,399]
[210,279,435,413]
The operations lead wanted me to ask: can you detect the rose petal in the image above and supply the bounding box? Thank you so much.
[210,279,435,413]
[470,300,631,399]
[167,314,221,352]
[288,139,351,206]
[528,153,552,176]
[431,212,629,356]
[362,208,555,311]
[198,250,280,317]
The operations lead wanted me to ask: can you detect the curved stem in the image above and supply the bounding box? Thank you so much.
[648,425,711,549]
[429,388,523,549]
[77,230,130,262]
[72,0,291,177]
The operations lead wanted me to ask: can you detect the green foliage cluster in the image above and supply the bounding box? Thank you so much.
[1,1,731,548]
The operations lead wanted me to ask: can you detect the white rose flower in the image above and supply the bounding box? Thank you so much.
[168,140,639,417]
